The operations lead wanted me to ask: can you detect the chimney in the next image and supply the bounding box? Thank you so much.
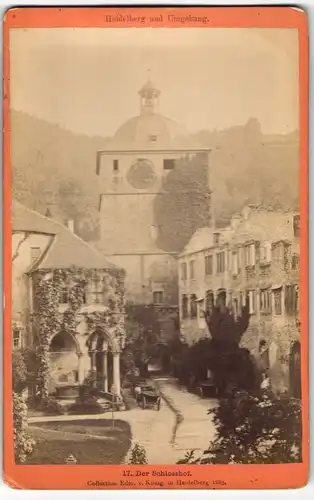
[67,220,75,233]
[231,215,241,230]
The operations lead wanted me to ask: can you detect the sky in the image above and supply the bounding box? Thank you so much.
[9,27,299,137]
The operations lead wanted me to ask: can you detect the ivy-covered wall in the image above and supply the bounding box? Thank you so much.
[31,266,125,398]
[153,153,211,252]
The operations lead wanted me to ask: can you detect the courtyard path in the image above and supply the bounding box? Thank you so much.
[155,378,217,454]
[28,378,217,464]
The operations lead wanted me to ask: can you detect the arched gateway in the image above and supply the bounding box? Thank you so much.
[48,326,122,398]
[86,328,121,396]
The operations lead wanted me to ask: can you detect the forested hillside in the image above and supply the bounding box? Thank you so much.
[11,110,110,241]
[11,111,299,244]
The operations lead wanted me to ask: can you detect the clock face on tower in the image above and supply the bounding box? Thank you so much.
[127,158,156,190]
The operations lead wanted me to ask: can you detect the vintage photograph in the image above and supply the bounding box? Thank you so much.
[10,27,301,466]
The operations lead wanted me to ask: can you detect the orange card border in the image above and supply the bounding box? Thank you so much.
[2,6,309,490]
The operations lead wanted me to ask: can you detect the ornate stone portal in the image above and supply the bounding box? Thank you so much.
[86,329,121,397]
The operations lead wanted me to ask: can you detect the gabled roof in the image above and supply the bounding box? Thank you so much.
[12,200,117,272]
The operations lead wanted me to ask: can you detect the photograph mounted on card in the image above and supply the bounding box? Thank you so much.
[3,6,308,490]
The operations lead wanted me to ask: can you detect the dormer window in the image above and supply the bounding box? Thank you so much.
[213,232,220,245]
[113,159,119,172]
[149,135,157,142]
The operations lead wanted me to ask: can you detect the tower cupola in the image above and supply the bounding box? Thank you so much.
[138,70,160,115]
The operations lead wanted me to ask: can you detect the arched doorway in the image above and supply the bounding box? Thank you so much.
[289,341,301,399]
[49,331,80,394]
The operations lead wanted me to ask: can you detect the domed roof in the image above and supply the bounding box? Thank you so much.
[114,113,186,144]
[105,76,207,151]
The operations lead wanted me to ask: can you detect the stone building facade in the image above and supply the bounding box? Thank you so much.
[178,205,300,393]
[12,200,125,398]
[95,76,210,308]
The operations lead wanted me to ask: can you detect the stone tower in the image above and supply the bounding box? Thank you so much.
[96,75,210,305]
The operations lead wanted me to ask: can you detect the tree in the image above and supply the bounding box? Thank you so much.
[204,293,250,347]
[177,388,301,465]
[12,346,35,463]
[128,443,148,465]
[13,392,36,463]
[153,153,211,252]
[58,178,99,240]
[174,294,260,395]
[122,304,162,377]
[12,350,28,393]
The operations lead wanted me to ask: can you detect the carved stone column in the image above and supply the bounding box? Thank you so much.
[77,352,85,384]
[103,350,108,392]
[90,350,97,387]
[112,351,121,397]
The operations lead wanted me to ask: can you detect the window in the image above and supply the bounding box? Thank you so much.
[285,284,298,315]
[248,290,256,314]
[149,135,157,142]
[272,243,283,260]
[273,288,282,315]
[205,255,213,275]
[244,243,256,267]
[260,288,271,314]
[91,276,103,304]
[60,283,68,304]
[30,247,41,266]
[153,291,163,304]
[190,294,197,319]
[13,327,21,349]
[163,159,175,170]
[260,242,271,263]
[181,262,187,281]
[293,215,300,237]
[182,294,188,319]
[216,252,225,274]
[213,233,220,245]
[189,260,195,279]
[113,159,119,172]
[231,251,239,275]
[292,254,300,270]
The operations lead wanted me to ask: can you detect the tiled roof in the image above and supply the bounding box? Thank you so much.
[12,200,117,272]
